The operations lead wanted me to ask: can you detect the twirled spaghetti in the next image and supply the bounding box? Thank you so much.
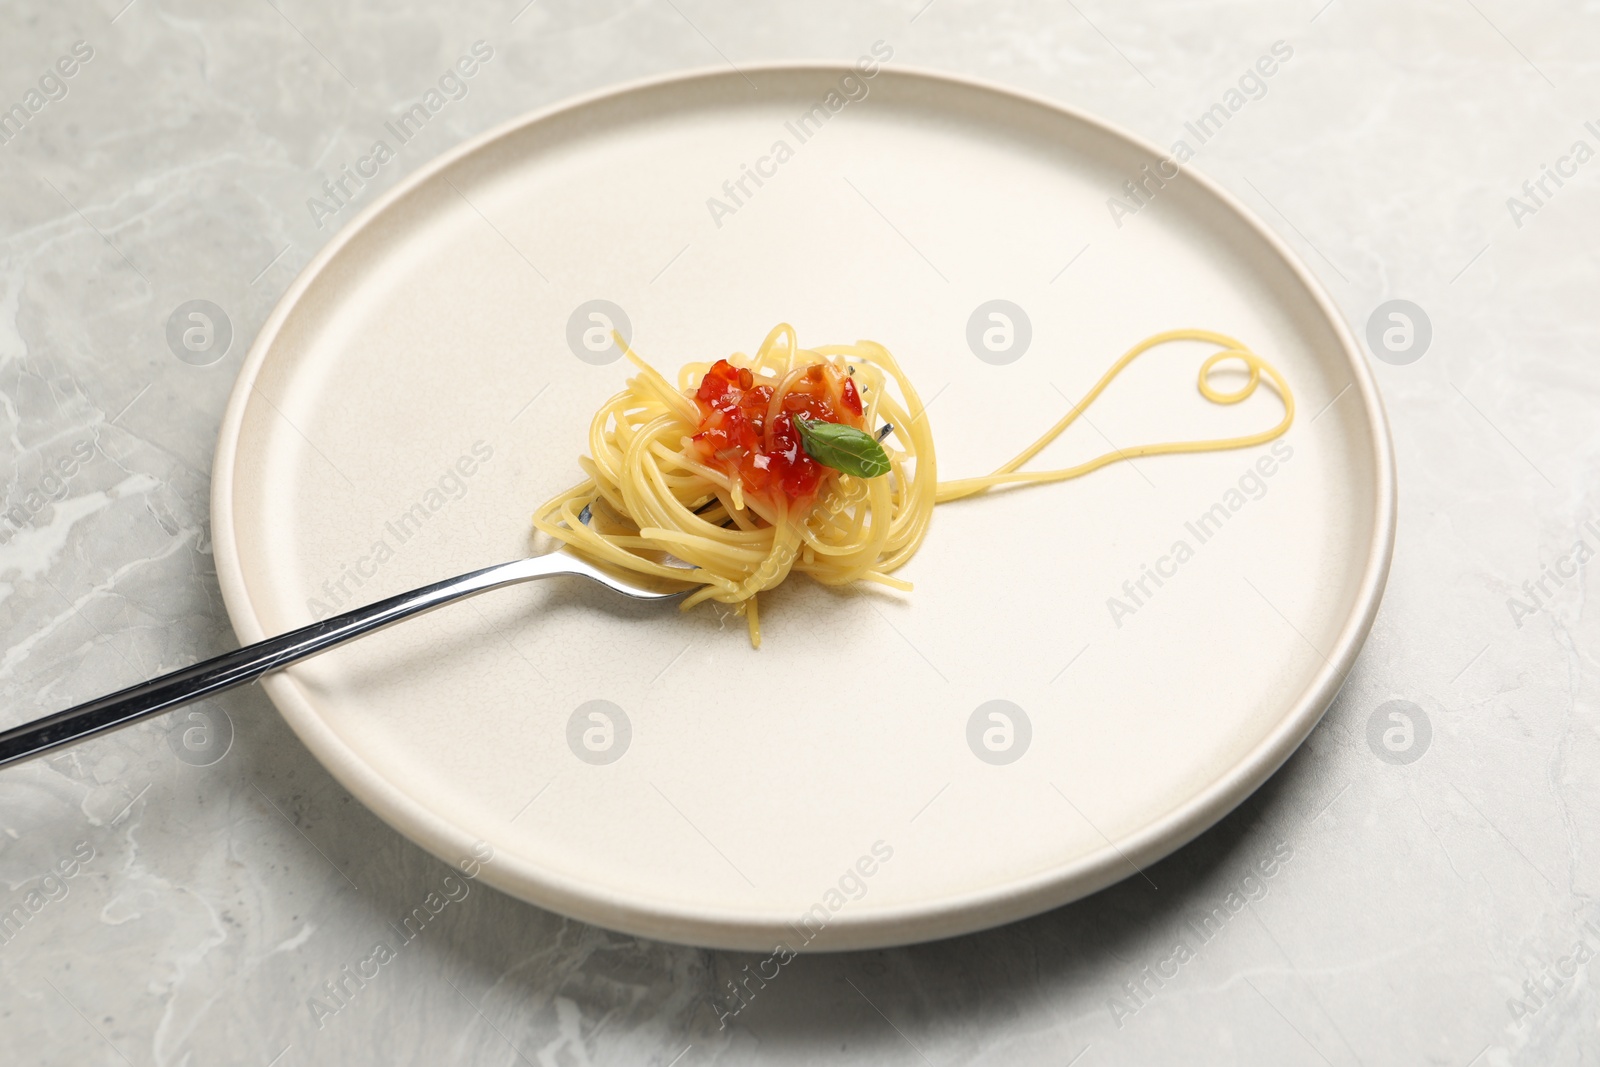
[532,323,1293,646]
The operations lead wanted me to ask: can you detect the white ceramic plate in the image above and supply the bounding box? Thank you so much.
[213,65,1393,950]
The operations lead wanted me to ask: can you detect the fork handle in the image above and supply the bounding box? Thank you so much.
[0,555,570,770]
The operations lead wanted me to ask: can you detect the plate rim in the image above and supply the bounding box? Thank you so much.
[211,60,1396,950]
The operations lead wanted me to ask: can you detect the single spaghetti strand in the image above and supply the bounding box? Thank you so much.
[935,329,1292,503]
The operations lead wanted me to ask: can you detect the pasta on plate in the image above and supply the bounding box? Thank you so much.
[533,323,1293,646]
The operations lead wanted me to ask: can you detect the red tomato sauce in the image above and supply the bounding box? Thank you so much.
[690,359,865,509]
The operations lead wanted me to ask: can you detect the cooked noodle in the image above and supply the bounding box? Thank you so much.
[531,323,1293,646]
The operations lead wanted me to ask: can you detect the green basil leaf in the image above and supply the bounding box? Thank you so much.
[794,415,891,479]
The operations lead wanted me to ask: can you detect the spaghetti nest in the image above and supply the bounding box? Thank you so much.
[532,324,937,646]
[532,323,1294,647]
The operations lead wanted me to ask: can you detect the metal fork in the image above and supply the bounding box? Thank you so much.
[0,538,688,770]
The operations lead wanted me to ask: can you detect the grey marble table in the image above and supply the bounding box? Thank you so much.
[0,0,1592,1063]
